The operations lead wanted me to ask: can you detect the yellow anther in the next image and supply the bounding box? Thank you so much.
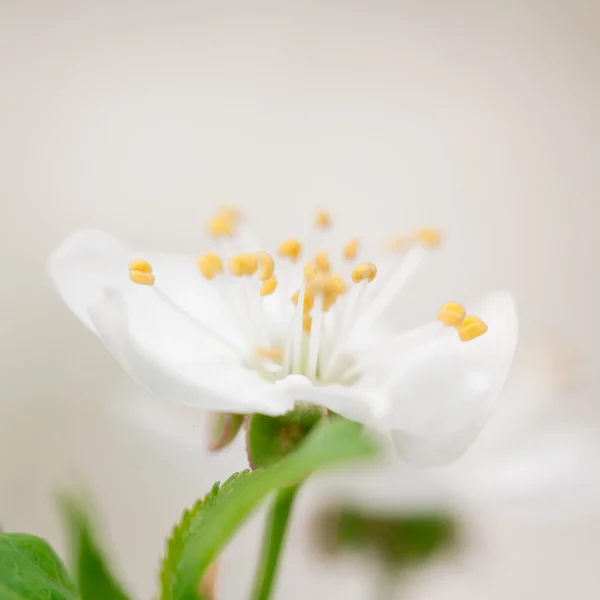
[208,216,234,238]
[129,259,152,273]
[306,272,330,296]
[343,239,359,261]
[219,206,242,224]
[322,293,337,312]
[129,262,155,286]
[352,262,377,283]
[314,250,330,273]
[129,270,155,286]
[458,315,488,342]
[229,255,244,277]
[260,276,278,296]
[207,206,242,238]
[257,251,275,281]
[319,274,347,311]
[300,273,347,311]
[315,209,332,229]
[129,260,154,285]
[417,228,442,248]
[197,253,223,280]
[386,235,410,252]
[437,302,467,327]
[329,274,348,295]
[206,252,223,269]
[291,290,315,313]
[304,262,318,279]
[278,239,302,262]
[303,315,313,332]
[255,346,284,361]
[240,253,258,276]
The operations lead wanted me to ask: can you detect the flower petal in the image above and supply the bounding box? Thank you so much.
[389,291,518,465]
[48,229,245,351]
[87,287,293,416]
[48,229,131,330]
[276,374,387,426]
[447,427,600,505]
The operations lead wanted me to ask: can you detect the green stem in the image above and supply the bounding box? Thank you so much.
[372,564,396,600]
[250,484,300,600]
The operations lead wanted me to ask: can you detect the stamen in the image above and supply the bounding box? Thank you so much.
[303,315,313,332]
[306,295,324,380]
[291,285,307,374]
[208,217,234,238]
[351,262,377,283]
[255,346,284,361]
[322,294,337,312]
[437,302,466,327]
[416,228,442,248]
[260,276,278,296]
[358,246,427,327]
[129,259,155,286]
[197,253,224,280]
[257,251,275,281]
[321,273,347,311]
[131,207,465,385]
[304,262,318,279]
[219,206,242,224]
[386,235,410,252]
[278,239,302,261]
[315,250,330,273]
[228,253,270,347]
[343,239,359,261]
[330,274,348,295]
[240,253,258,276]
[315,209,332,230]
[305,271,329,297]
[458,315,488,342]
[207,207,241,238]
[321,266,376,378]
[291,290,314,313]
[129,259,152,272]
[228,255,244,277]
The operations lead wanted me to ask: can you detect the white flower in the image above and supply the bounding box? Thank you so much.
[48,208,517,465]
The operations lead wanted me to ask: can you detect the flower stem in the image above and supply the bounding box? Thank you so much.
[372,564,397,600]
[250,484,300,600]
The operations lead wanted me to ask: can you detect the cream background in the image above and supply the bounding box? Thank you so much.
[0,1,598,598]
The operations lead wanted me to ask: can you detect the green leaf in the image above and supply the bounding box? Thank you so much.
[59,496,131,600]
[0,532,78,600]
[318,507,456,565]
[162,418,379,600]
[159,481,225,600]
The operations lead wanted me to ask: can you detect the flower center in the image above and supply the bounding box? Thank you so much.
[127,208,488,385]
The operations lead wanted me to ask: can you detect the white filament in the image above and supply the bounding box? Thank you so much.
[306,295,324,381]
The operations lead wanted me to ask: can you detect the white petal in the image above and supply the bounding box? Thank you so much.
[88,288,293,416]
[48,229,245,350]
[449,427,600,505]
[390,291,518,465]
[48,229,131,330]
[276,374,387,426]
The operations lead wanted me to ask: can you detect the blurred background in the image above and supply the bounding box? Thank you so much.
[0,1,598,598]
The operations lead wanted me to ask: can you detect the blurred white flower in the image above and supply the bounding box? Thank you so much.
[307,343,600,600]
[48,209,517,464]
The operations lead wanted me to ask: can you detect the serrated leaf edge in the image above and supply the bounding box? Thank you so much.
[158,471,251,600]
